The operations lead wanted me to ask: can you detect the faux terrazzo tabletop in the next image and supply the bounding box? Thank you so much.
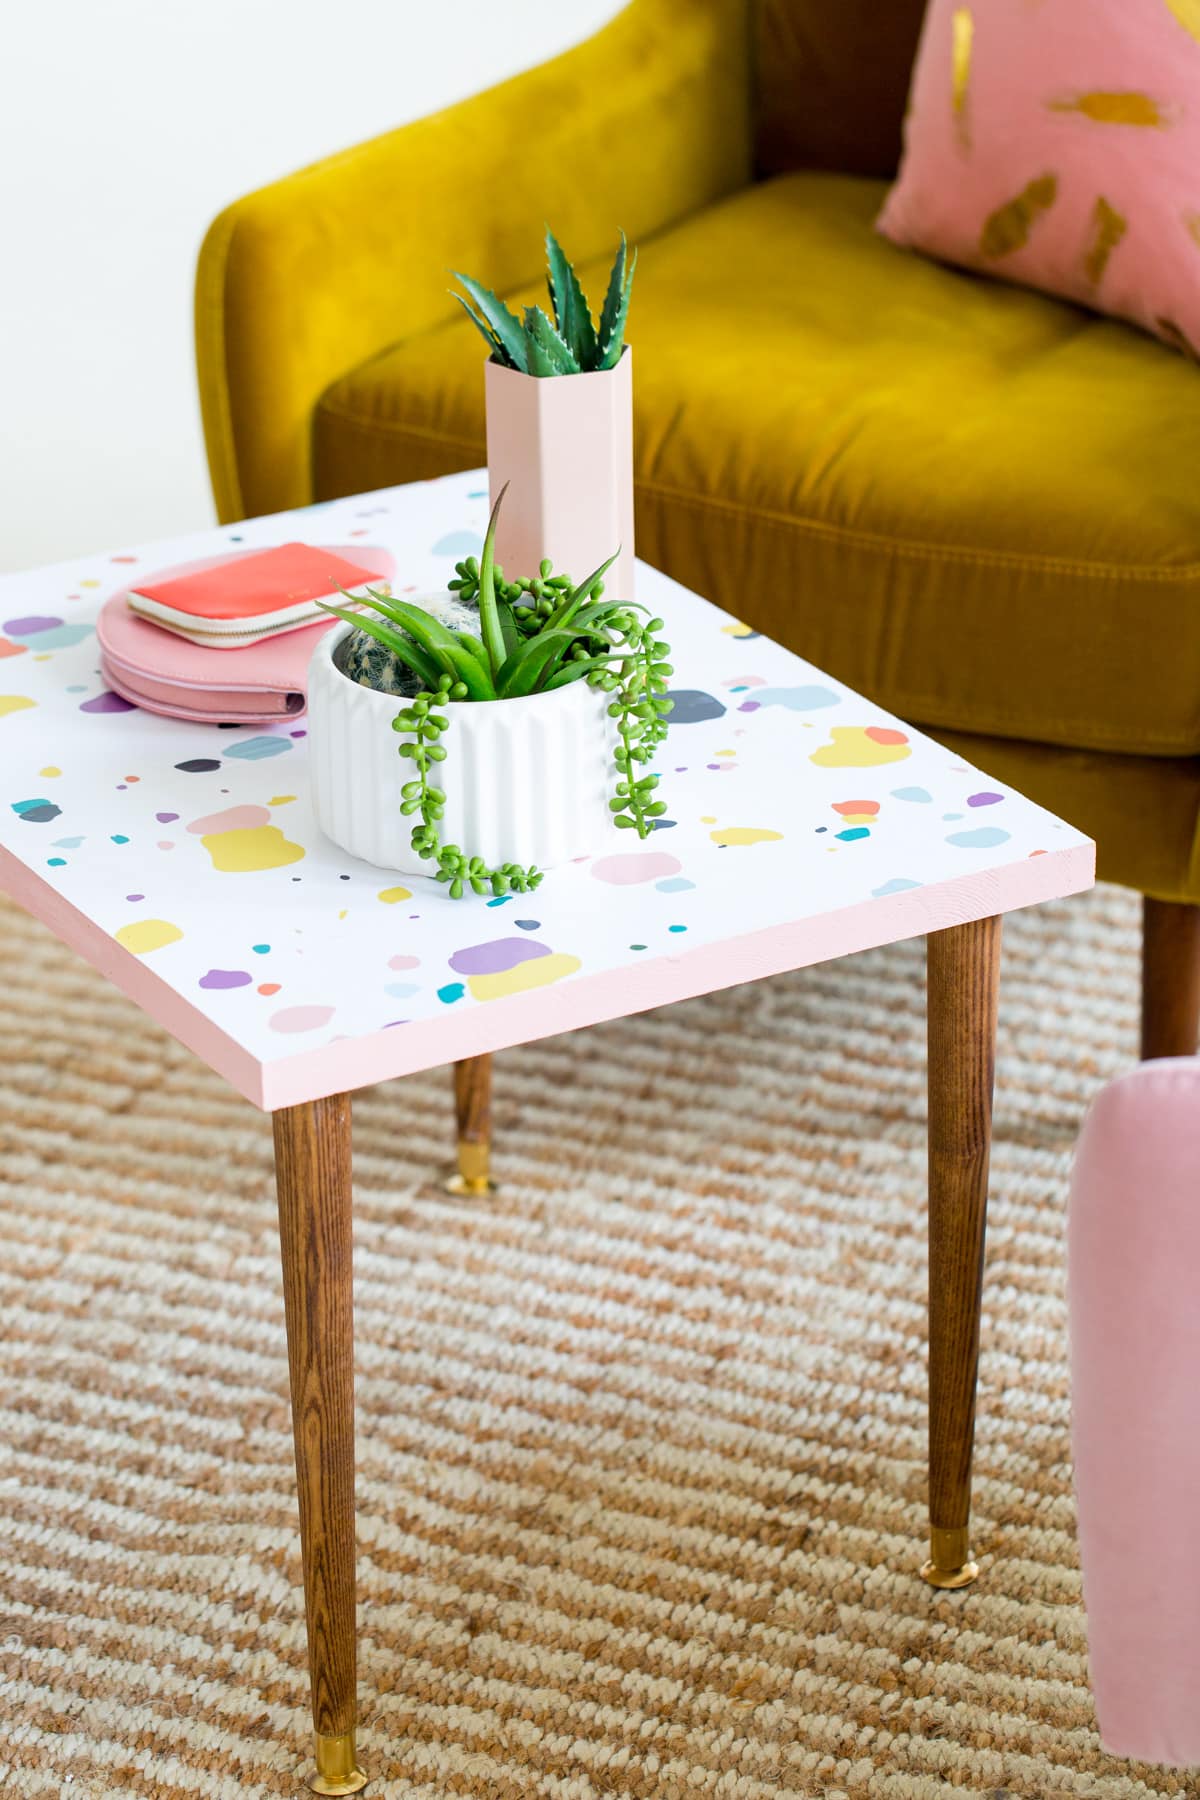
[0,470,1095,1109]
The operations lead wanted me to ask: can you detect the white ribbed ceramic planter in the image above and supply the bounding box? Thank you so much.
[308,623,617,876]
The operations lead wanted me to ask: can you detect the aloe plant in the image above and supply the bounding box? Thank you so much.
[322,484,621,702]
[320,486,673,898]
[451,228,636,376]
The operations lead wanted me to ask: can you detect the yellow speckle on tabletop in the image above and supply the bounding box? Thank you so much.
[710,826,784,847]
[810,725,913,768]
[268,794,296,806]
[468,953,581,1002]
[199,826,304,872]
[700,814,717,824]
[377,886,412,904]
[80,579,101,589]
[40,766,61,778]
[33,654,52,662]
[0,696,35,719]
[115,918,183,955]
[338,909,348,920]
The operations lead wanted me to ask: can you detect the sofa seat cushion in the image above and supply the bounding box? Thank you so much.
[314,171,1200,758]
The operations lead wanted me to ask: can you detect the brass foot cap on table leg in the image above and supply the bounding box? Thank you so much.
[920,1526,979,1590]
[309,1730,368,1795]
[444,1142,495,1198]
[444,1172,497,1197]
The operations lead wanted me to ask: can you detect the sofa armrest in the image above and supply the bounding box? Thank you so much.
[195,0,751,522]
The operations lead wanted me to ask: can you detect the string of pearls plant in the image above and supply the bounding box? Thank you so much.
[321,486,673,899]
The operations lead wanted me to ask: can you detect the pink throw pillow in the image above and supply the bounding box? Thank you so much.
[877,0,1200,358]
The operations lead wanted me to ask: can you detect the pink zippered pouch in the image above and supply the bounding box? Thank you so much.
[96,545,394,723]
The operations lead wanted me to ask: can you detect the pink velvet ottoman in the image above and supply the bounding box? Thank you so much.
[1070,1056,1200,1766]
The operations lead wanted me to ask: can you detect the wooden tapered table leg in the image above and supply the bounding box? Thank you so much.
[446,1054,495,1196]
[923,915,1001,1590]
[273,1094,366,1795]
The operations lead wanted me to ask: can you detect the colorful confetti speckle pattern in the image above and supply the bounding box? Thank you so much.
[0,470,1093,1108]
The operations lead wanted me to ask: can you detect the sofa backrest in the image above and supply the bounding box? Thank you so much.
[754,0,927,179]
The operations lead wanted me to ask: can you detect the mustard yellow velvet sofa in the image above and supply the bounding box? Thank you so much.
[196,0,1200,1055]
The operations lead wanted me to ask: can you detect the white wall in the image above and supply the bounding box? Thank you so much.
[1,0,622,573]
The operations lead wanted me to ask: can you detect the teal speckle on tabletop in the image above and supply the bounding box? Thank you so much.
[947,826,1011,850]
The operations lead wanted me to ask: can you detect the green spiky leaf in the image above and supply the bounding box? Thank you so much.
[597,243,636,370]
[597,233,628,363]
[522,305,580,376]
[498,602,521,659]
[545,226,598,369]
[352,591,495,698]
[543,547,622,632]
[317,604,442,688]
[542,653,620,690]
[449,272,529,372]
[450,292,506,364]
[476,485,510,677]
[454,631,490,670]
[494,628,590,698]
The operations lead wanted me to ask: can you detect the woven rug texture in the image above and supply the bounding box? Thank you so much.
[1,883,1194,1799]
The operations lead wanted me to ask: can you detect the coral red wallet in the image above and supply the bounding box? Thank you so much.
[97,546,394,723]
[126,541,382,646]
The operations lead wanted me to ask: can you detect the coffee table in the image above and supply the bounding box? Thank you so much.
[0,469,1094,1793]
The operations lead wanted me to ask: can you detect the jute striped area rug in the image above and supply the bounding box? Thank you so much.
[0,883,1192,1798]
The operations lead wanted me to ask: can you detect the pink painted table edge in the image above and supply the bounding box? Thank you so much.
[1,836,1095,1111]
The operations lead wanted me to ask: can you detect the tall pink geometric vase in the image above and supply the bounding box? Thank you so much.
[1069,1058,1200,1765]
[485,347,635,602]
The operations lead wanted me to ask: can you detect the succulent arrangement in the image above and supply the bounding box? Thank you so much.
[451,228,637,377]
[322,486,672,898]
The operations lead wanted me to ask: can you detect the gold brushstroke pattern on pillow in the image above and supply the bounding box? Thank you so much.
[1186,213,1200,249]
[1083,197,1128,284]
[951,8,974,149]
[1164,0,1200,44]
[1049,91,1167,126]
[979,174,1058,257]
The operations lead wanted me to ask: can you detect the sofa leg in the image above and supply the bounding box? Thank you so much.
[1141,898,1200,1060]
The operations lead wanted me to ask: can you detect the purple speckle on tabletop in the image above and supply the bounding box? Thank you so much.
[738,700,761,712]
[4,615,62,637]
[125,893,145,903]
[199,968,253,990]
[156,811,179,824]
[967,791,1004,807]
[81,691,135,714]
[448,937,549,976]
[290,729,307,738]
